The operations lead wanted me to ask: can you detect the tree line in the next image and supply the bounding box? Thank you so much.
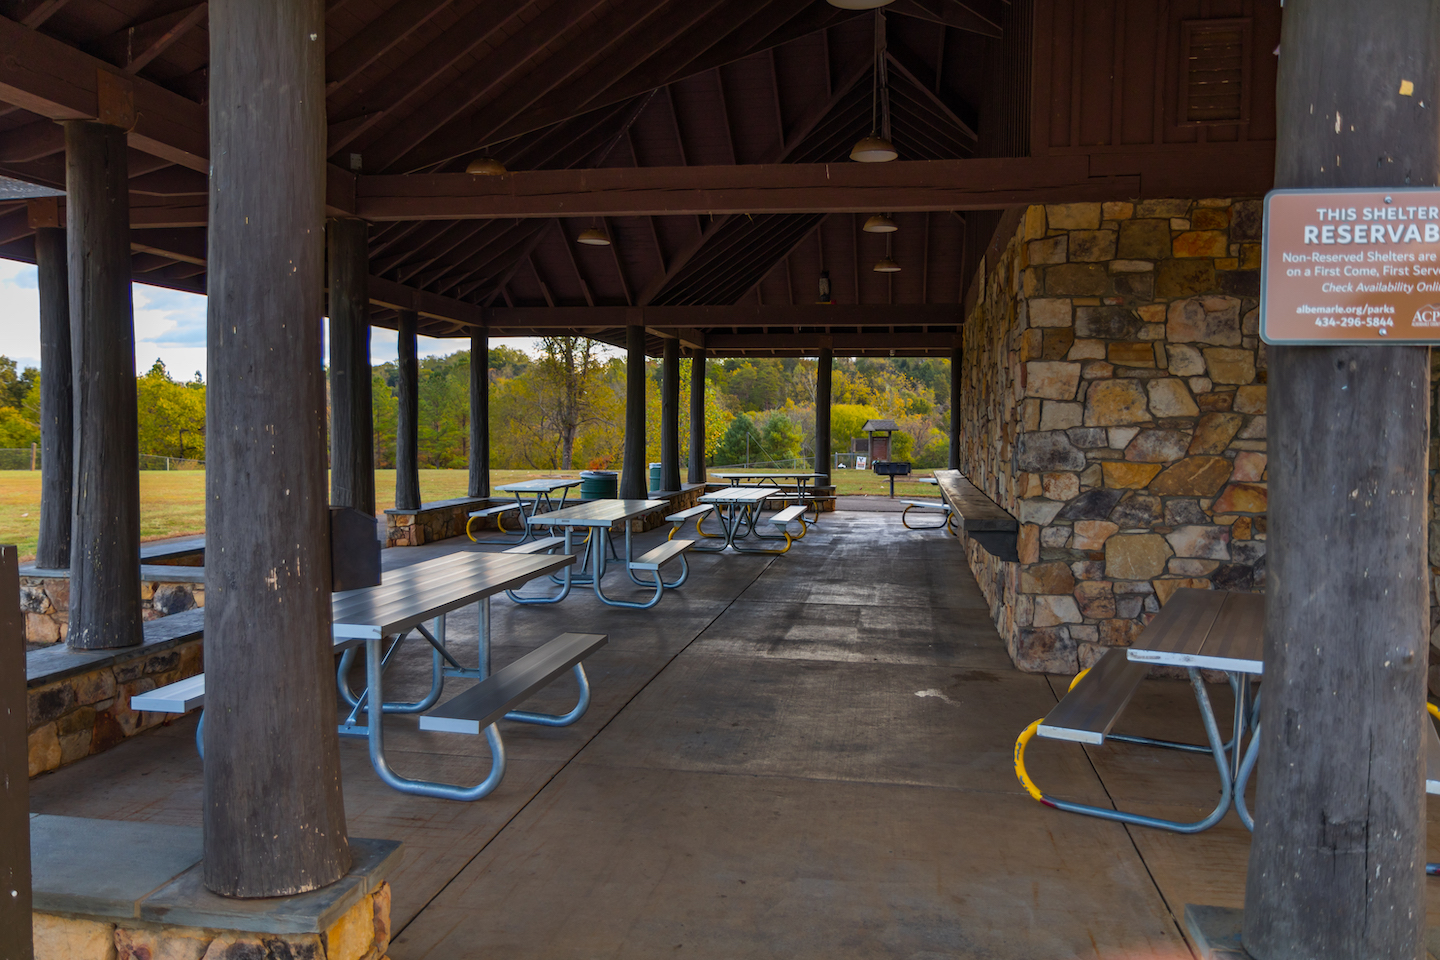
[0,342,952,473]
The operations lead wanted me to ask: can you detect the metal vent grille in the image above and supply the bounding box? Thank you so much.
[1181,19,1251,125]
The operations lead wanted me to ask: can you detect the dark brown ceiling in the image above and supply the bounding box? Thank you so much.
[0,0,1019,353]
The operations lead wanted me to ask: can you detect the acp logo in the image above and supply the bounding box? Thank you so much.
[1415,304,1440,327]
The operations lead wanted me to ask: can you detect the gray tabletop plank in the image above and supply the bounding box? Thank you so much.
[1127,588,1263,674]
[496,478,582,493]
[701,487,781,504]
[331,552,572,638]
[1202,592,1265,673]
[534,499,666,526]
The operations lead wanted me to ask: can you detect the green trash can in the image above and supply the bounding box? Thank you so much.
[648,462,663,492]
[580,470,617,500]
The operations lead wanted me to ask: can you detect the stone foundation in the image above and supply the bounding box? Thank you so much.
[26,609,204,777]
[957,200,1267,673]
[29,816,399,960]
[384,497,495,547]
[21,570,203,645]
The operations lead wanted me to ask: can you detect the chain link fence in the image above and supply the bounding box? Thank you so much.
[0,448,204,471]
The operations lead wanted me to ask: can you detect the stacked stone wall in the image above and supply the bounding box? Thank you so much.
[958,199,1267,672]
[21,575,202,645]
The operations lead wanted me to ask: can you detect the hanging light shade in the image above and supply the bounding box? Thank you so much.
[863,214,897,233]
[465,157,507,176]
[873,257,901,273]
[850,135,897,163]
[577,226,611,246]
[827,0,894,8]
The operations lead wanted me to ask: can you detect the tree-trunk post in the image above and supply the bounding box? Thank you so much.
[395,309,421,511]
[65,120,142,651]
[1243,2,1435,956]
[688,348,707,484]
[814,346,832,485]
[34,225,72,570]
[660,337,681,492]
[620,324,647,500]
[204,0,351,897]
[327,217,375,516]
[469,331,489,498]
[948,342,961,470]
[0,546,30,960]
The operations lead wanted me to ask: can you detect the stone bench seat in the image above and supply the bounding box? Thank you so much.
[932,469,1018,560]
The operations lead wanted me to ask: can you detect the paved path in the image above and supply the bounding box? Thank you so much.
[28,512,1440,957]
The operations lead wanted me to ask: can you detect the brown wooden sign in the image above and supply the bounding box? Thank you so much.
[1262,188,1440,343]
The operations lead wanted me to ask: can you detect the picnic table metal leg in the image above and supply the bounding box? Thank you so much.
[505,665,592,727]
[362,635,507,801]
[508,530,578,604]
[591,521,664,609]
[336,625,445,715]
[1019,668,1235,833]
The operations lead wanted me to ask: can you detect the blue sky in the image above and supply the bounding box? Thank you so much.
[0,260,541,378]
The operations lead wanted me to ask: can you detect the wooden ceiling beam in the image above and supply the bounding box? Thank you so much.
[885,43,977,139]
[706,332,954,351]
[486,304,959,329]
[325,0,457,93]
[0,15,208,171]
[886,0,1001,38]
[476,0,787,151]
[0,119,64,163]
[324,0,528,156]
[355,156,1141,220]
[362,0,630,172]
[401,0,726,172]
[2,0,74,28]
[96,3,209,75]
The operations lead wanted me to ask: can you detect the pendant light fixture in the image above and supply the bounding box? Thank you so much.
[577,219,611,246]
[851,10,897,163]
[465,156,507,176]
[873,234,901,273]
[817,270,833,304]
[863,214,897,233]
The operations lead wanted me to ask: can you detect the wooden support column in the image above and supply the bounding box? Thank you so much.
[204,0,350,897]
[948,343,961,470]
[619,324,647,500]
[688,349,707,484]
[0,547,30,960]
[395,309,421,511]
[660,337,680,492]
[1243,1,1435,956]
[34,225,72,569]
[65,120,142,650]
[469,331,489,498]
[814,347,832,485]
[327,217,375,516]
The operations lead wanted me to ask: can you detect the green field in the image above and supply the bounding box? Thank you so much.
[0,467,943,561]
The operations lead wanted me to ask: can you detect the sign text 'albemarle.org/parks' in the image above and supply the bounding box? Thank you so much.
[1262,188,1440,344]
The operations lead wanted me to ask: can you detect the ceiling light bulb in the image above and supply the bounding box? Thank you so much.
[873,258,901,273]
[850,135,898,163]
[863,214,897,233]
[826,0,894,8]
[577,227,611,246]
[465,157,507,176]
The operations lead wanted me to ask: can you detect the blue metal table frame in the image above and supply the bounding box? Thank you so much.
[504,499,685,609]
[695,487,789,554]
[486,477,583,542]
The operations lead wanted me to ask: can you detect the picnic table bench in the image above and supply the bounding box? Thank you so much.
[133,551,606,801]
[1015,588,1440,840]
[467,477,582,543]
[501,499,693,609]
[693,487,807,554]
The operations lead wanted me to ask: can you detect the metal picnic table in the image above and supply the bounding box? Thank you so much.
[504,499,684,609]
[712,471,826,521]
[695,486,792,554]
[490,477,583,542]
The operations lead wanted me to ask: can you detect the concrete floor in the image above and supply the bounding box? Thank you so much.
[28,512,1440,958]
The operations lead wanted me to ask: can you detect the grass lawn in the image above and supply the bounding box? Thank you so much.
[0,466,945,561]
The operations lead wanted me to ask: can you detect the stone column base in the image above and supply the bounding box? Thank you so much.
[29,816,400,960]
[1184,904,1440,960]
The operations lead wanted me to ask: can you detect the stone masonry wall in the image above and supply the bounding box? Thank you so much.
[958,199,1267,673]
[32,881,392,960]
[27,634,204,777]
[21,575,202,645]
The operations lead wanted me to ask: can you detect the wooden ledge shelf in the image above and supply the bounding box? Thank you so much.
[932,469,1020,562]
